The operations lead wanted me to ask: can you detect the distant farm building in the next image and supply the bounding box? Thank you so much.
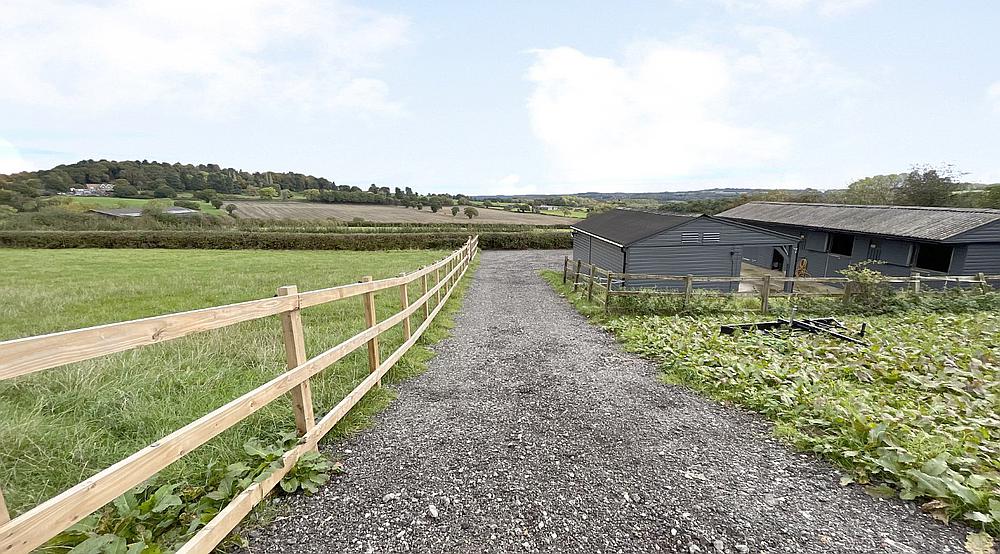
[90,207,199,218]
[69,183,114,196]
[570,209,797,290]
[719,202,1000,277]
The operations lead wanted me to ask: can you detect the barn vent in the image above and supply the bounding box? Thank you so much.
[681,232,700,244]
[703,232,721,243]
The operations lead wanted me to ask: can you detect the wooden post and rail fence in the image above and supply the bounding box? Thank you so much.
[562,256,1000,315]
[0,236,478,554]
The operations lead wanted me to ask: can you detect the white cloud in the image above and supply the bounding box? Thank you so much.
[989,82,1000,114]
[733,26,868,96]
[0,139,31,174]
[525,28,867,192]
[492,174,538,195]
[711,0,875,16]
[526,45,789,191]
[0,0,409,118]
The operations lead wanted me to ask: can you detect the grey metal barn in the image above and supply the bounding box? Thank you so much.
[719,202,1000,279]
[570,209,798,291]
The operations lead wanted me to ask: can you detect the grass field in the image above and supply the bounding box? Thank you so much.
[478,203,588,219]
[0,248,466,518]
[66,195,225,215]
[546,272,1000,537]
[227,200,577,225]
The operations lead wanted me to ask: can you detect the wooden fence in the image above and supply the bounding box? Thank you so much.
[562,256,1000,315]
[0,236,479,554]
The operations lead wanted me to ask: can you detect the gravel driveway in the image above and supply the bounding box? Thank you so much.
[242,250,967,553]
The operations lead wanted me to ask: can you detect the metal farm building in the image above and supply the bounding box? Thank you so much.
[719,202,1000,278]
[570,209,797,291]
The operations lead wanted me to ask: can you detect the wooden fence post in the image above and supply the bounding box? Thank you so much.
[399,279,411,341]
[683,274,693,307]
[563,256,570,284]
[978,272,988,294]
[760,275,771,314]
[0,485,9,525]
[361,276,381,387]
[572,260,583,292]
[276,286,315,439]
[912,272,921,293]
[587,265,597,302]
[605,272,614,313]
[422,273,430,318]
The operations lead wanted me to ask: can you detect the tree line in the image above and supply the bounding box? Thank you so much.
[0,159,467,213]
[654,166,1000,215]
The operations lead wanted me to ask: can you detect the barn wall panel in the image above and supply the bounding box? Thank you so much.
[572,233,591,263]
[634,218,794,248]
[590,238,624,273]
[959,243,1000,273]
[625,245,739,291]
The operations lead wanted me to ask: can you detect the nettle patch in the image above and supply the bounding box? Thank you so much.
[606,311,1000,541]
[43,432,340,553]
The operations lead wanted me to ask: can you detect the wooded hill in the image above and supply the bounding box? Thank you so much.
[479,169,1000,214]
[0,159,463,212]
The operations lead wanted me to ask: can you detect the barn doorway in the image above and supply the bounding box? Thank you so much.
[770,249,785,270]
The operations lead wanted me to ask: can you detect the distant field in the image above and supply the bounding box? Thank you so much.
[0,248,457,517]
[67,195,225,215]
[229,201,578,225]
[479,203,588,219]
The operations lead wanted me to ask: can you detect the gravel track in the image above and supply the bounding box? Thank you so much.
[242,250,967,553]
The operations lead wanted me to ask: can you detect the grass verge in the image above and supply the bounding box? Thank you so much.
[0,248,475,545]
[67,196,225,215]
[543,269,1000,541]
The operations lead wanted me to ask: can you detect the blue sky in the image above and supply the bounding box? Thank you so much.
[1,0,998,194]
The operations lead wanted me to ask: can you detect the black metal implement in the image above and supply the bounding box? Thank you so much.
[720,317,868,345]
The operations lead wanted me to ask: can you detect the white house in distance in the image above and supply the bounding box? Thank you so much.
[69,183,115,196]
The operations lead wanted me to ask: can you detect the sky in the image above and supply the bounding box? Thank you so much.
[1,0,998,195]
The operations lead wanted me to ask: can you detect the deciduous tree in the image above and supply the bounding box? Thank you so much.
[843,174,903,205]
[896,166,961,207]
[153,185,177,198]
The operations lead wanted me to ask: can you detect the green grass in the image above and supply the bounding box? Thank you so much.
[545,270,1000,537]
[475,201,585,219]
[67,196,225,215]
[541,208,587,218]
[0,248,469,518]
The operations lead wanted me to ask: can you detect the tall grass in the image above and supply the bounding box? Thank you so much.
[0,248,469,517]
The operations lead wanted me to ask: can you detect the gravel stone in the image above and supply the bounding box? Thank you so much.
[240,250,967,553]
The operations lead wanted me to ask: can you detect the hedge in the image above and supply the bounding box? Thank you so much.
[0,231,571,250]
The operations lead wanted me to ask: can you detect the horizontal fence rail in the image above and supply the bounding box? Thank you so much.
[0,236,479,554]
[561,256,1000,315]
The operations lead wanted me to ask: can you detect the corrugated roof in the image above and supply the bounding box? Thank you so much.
[571,209,695,245]
[718,202,1000,242]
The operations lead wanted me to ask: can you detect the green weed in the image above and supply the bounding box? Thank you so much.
[545,269,1000,536]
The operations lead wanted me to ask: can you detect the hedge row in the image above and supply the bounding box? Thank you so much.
[291,220,572,231]
[0,231,571,250]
